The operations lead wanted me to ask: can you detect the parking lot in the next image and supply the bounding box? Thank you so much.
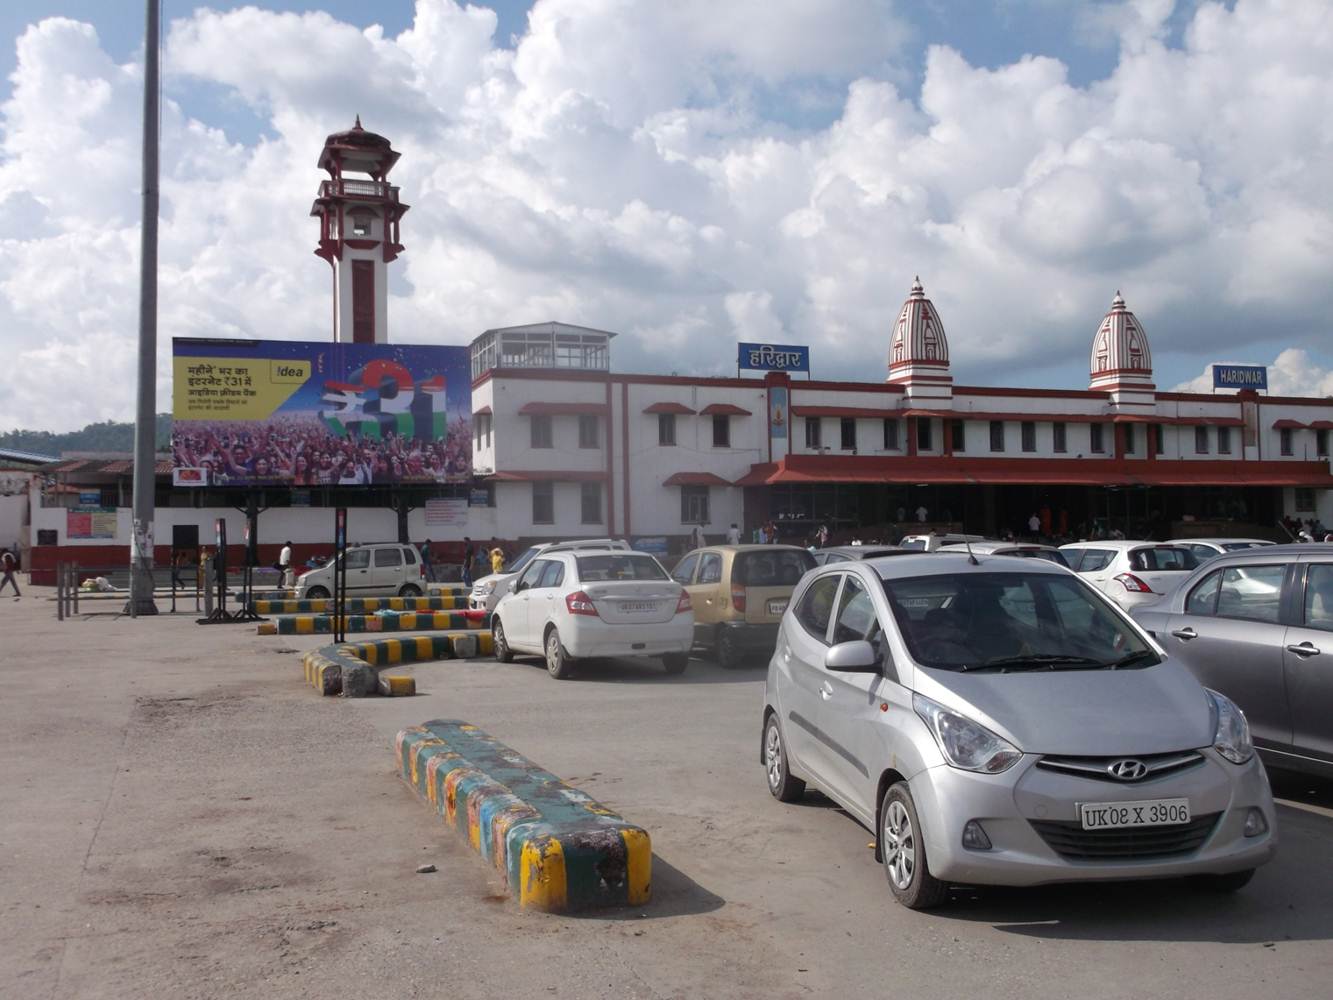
[4,594,1333,999]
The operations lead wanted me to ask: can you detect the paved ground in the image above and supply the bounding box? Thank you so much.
[3,590,1332,999]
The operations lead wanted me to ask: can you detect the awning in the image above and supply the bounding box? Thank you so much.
[1272,419,1307,430]
[517,402,608,416]
[791,405,899,419]
[1310,420,1333,431]
[643,401,696,415]
[663,471,732,487]
[472,405,492,416]
[699,403,752,416]
[733,463,777,487]
[485,470,606,482]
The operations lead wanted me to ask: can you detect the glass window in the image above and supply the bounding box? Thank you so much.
[1075,549,1117,573]
[1090,423,1105,453]
[506,546,541,575]
[516,560,546,591]
[1129,547,1198,572]
[697,552,722,584]
[916,419,932,451]
[1217,425,1231,455]
[1195,426,1209,454]
[671,552,699,584]
[1295,488,1315,512]
[1280,427,1293,456]
[681,485,710,524]
[840,418,856,450]
[344,549,370,570]
[1318,429,1329,458]
[374,547,403,567]
[578,414,599,448]
[989,421,1005,452]
[1185,569,1223,616]
[795,574,841,643]
[531,414,553,449]
[658,412,676,446]
[538,560,565,589]
[532,481,554,524]
[576,553,668,582]
[580,481,602,524]
[734,549,815,587]
[883,572,1154,671]
[1304,564,1333,631]
[403,548,417,564]
[950,419,965,453]
[1021,421,1036,453]
[712,414,730,448]
[883,418,899,451]
[831,574,882,646]
[1123,423,1136,452]
[1052,422,1067,454]
[806,418,822,449]
[1216,565,1285,624]
[1187,544,1220,562]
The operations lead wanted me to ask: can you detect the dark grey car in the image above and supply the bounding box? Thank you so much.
[1132,544,1333,779]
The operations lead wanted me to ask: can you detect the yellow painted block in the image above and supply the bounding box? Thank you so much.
[384,638,402,664]
[365,599,380,612]
[621,828,653,905]
[415,635,433,659]
[477,632,494,655]
[295,617,313,635]
[519,837,568,911]
[361,644,378,666]
[258,622,276,635]
[382,675,415,697]
[400,613,417,630]
[309,600,326,614]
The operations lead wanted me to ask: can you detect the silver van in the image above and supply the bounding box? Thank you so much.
[295,542,425,599]
[762,552,1275,909]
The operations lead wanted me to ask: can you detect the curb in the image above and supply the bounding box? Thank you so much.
[395,721,651,912]
[260,609,488,636]
[300,631,496,697]
[249,595,465,615]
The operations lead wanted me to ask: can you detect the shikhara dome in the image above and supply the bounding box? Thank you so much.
[888,277,949,378]
[1090,291,1152,379]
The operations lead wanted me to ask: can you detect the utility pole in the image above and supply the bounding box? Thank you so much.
[127,0,160,616]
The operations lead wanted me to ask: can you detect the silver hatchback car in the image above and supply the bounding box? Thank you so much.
[762,553,1276,909]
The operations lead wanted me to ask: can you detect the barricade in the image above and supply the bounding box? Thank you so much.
[259,609,487,636]
[395,721,651,912]
[249,594,465,615]
[301,631,495,697]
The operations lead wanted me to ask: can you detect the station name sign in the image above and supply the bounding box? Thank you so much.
[1212,364,1268,390]
[738,342,810,373]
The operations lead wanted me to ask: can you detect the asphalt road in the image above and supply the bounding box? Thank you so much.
[2,592,1332,999]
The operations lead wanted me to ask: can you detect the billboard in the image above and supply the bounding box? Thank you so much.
[1212,364,1268,391]
[172,338,471,488]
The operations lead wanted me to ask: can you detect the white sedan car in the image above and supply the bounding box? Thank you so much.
[491,549,693,679]
[1059,540,1201,610]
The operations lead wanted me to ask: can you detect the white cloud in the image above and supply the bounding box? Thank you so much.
[1,0,1333,431]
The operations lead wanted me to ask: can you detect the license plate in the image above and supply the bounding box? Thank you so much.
[767,598,788,614]
[1079,798,1190,831]
[620,601,657,613]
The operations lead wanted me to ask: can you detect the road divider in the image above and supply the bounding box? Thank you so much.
[260,609,488,636]
[249,594,465,615]
[395,721,652,912]
[300,631,495,696]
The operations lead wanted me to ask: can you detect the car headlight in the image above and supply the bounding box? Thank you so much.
[1207,689,1253,765]
[476,580,496,595]
[913,694,1022,774]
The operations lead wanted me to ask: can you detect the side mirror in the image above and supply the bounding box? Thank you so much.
[514,581,528,593]
[824,640,879,673]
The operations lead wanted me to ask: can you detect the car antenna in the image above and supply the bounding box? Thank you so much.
[964,536,979,566]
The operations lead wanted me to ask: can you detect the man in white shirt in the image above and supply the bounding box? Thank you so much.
[279,540,293,588]
[726,523,741,545]
[915,505,928,523]
[690,524,707,549]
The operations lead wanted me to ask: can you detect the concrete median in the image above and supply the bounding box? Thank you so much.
[249,594,466,615]
[300,631,496,697]
[395,721,651,912]
[259,609,488,636]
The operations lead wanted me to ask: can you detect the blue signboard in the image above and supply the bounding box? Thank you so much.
[1213,365,1268,390]
[739,342,810,373]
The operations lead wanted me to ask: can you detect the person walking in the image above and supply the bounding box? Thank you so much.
[1027,513,1041,540]
[0,547,20,600]
[726,523,741,545]
[489,546,506,575]
[815,523,830,548]
[690,524,707,550]
[170,548,188,589]
[278,540,293,589]
[461,536,474,587]
[420,539,434,583]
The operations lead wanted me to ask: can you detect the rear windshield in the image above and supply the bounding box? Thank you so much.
[1006,548,1071,568]
[1221,542,1268,552]
[734,549,815,587]
[1129,547,1198,572]
[575,554,668,582]
[882,571,1154,672]
[899,538,926,550]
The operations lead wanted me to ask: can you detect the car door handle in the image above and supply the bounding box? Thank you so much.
[1171,627,1197,641]
[1286,642,1321,657]
[820,681,833,700]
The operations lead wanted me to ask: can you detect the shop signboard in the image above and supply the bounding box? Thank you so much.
[424,497,468,527]
[738,342,810,373]
[67,507,117,540]
[1213,365,1268,390]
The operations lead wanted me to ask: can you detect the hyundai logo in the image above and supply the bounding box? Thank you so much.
[1107,758,1149,781]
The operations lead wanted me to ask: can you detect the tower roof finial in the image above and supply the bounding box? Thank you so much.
[354,114,363,130]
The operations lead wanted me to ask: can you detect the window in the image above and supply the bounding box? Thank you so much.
[1128,547,1198,572]
[343,549,370,570]
[916,418,933,451]
[734,549,815,586]
[1216,425,1231,455]
[1216,565,1285,623]
[350,209,372,236]
[403,548,417,565]
[840,417,856,451]
[1072,548,1116,573]
[831,574,882,646]
[805,418,822,449]
[1151,424,1164,456]
[532,481,554,524]
[373,547,403,567]
[658,412,676,446]
[1090,422,1106,453]
[671,552,699,583]
[712,414,730,448]
[1295,488,1315,513]
[531,414,553,449]
[1021,421,1036,453]
[883,418,899,450]
[1304,564,1333,632]
[1185,570,1223,616]
[681,484,710,524]
[794,574,841,643]
[1280,427,1293,456]
[578,414,599,449]
[576,553,667,582]
[1052,422,1067,454]
[697,552,722,584]
[580,481,602,524]
[1123,423,1135,453]
[516,560,546,591]
[950,419,965,453]
[1195,426,1209,454]
[1318,429,1329,457]
[474,413,493,449]
[989,421,1005,452]
[538,560,565,589]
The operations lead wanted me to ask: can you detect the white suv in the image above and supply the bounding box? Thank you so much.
[296,542,427,599]
[469,538,629,612]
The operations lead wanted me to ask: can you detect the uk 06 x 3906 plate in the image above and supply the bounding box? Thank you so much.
[767,599,789,614]
[1078,798,1190,831]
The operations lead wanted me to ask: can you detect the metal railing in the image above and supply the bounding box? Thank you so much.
[320,179,399,200]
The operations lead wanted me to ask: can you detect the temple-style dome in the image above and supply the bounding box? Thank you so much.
[1089,291,1152,389]
[317,116,401,175]
[887,277,950,379]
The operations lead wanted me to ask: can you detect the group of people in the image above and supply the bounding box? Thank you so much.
[171,415,472,487]
[418,537,508,586]
[1283,516,1332,543]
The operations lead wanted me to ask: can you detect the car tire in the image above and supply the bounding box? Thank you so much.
[1187,869,1256,893]
[399,584,423,598]
[662,653,689,675]
[545,628,574,680]
[492,618,513,663]
[306,586,330,600]
[715,628,743,668]
[880,783,949,910]
[764,713,805,803]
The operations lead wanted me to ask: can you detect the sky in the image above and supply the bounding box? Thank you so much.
[1,0,1332,432]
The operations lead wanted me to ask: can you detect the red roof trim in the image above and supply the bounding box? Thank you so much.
[472,405,492,416]
[517,401,609,416]
[1272,419,1307,430]
[699,403,752,416]
[486,470,607,483]
[663,471,732,487]
[791,406,899,419]
[643,401,696,415]
[1309,420,1333,431]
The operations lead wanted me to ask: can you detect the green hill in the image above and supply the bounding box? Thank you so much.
[0,415,173,456]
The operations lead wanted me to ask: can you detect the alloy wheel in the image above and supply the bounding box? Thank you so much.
[765,722,784,792]
[883,800,916,890]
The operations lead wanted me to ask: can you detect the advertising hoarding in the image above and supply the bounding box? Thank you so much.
[171,338,471,488]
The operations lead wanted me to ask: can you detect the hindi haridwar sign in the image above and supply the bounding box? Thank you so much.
[738,342,810,373]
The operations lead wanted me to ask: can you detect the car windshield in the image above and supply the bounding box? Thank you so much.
[575,554,668,582]
[1129,547,1198,572]
[1222,542,1267,551]
[505,546,541,575]
[881,571,1156,672]
[734,549,815,586]
[899,538,926,550]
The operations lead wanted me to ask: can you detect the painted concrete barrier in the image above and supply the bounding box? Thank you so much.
[301,631,496,697]
[260,609,488,636]
[249,594,465,615]
[395,721,651,912]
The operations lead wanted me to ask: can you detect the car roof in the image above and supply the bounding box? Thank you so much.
[1165,538,1275,547]
[859,550,1072,581]
[1058,540,1190,552]
[818,545,904,558]
[938,541,1060,554]
[1180,542,1333,564]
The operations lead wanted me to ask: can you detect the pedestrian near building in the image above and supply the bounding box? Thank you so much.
[690,524,706,549]
[489,547,506,574]
[279,540,293,588]
[816,523,830,548]
[461,536,474,587]
[915,504,928,523]
[171,548,188,589]
[726,523,741,545]
[420,539,434,582]
[0,548,19,600]
[1028,513,1041,539]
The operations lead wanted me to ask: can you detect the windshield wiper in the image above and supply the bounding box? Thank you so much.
[967,654,1106,673]
[1103,650,1158,670]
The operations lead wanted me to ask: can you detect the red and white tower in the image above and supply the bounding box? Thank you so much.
[310,118,409,344]
[1089,291,1155,409]
[887,277,953,405]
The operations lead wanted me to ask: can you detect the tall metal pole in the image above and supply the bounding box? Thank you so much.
[128,0,160,616]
